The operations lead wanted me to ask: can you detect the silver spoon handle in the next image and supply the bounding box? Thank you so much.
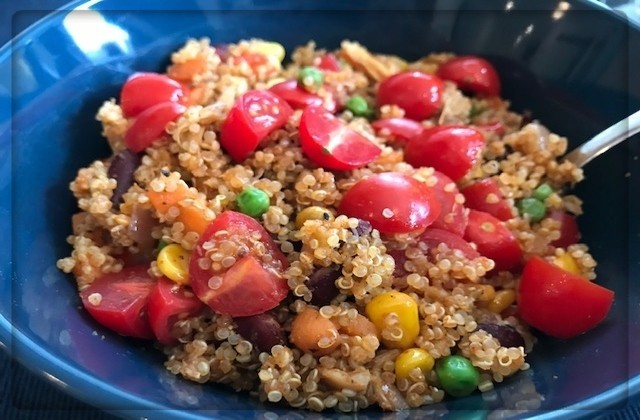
[564,109,640,168]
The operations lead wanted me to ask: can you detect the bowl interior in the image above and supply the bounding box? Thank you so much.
[2,0,640,418]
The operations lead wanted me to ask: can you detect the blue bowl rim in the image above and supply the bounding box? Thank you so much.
[1,0,639,418]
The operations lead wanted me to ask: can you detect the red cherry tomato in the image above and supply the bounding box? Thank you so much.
[429,171,468,236]
[79,265,156,339]
[268,80,337,113]
[377,71,444,121]
[420,227,480,260]
[120,72,188,118]
[371,118,424,142]
[299,105,381,170]
[317,54,342,71]
[338,172,441,234]
[461,179,513,221]
[124,102,186,152]
[436,56,501,97]
[548,210,581,248]
[147,277,206,345]
[189,211,289,317]
[464,209,522,272]
[475,121,506,136]
[518,256,614,339]
[231,52,272,72]
[405,125,485,181]
[220,90,293,162]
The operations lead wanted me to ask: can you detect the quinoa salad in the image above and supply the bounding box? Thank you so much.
[57,39,614,412]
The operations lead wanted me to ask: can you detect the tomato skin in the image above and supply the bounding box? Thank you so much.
[461,179,513,221]
[120,73,188,117]
[429,171,468,236]
[268,80,337,113]
[338,172,441,234]
[405,125,485,181]
[420,228,480,260]
[220,90,293,162]
[377,71,444,121]
[79,265,156,339]
[189,211,289,317]
[518,256,614,339]
[548,210,581,248]
[147,277,206,345]
[317,54,342,71]
[371,118,423,142]
[464,210,522,272]
[299,105,381,170]
[436,56,501,97]
[124,102,186,152]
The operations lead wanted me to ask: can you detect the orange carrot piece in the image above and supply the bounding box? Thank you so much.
[147,183,210,236]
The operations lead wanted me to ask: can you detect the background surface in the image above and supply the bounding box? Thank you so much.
[1,0,639,419]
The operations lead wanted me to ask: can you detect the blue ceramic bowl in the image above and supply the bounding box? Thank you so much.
[2,0,639,418]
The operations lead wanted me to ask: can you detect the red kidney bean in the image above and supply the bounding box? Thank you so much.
[108,149,141,205]
[308,265,341,306]
[476,323,525,348]
[234,312,285,353]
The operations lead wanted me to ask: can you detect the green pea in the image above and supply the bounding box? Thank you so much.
[345,95,373,118]
[298,66,323,92]
[236,187,270,218]
[435,355,480,397]
[157,240,169,251]
[532,183,553,201]
[517,197,546,223]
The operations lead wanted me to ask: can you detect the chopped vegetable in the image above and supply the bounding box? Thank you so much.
[365,291,419,349]
[436,56,501,96]
[532,183,553,201]
[517,197,546,223]
[147,181,211,237]
[429,171,468,236]
[120,72,189,117]
[461,179,513,221]
[345,95,373,118]
[395,348,435,379]
[298,66,324,92]
[156,244,191,285]
[464,210,522,272]
[548,210,581,248]
[518,256,614,339]
[371,117,423,142]
[295,206,334,229]
[124,102,186,152]
[236,187,270,218]
[317,53,342,71]
[377,71,444,120]
[435,355,480,397]
[290,307,341,356]
[553,253,581,275]
[269,79,337,113]
[486,289,516,314]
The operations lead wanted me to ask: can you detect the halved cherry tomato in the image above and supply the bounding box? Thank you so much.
[377,71,444,121]
[268,80,337,113]
[461,179,513,221]
[147,277,206,345]
[371,118,424,142]
[464,210,522,272]
[120,73,188,117]
[518,256,614,339]
[548,210,581,248]
[189,211,289,317]
[429,171,468,236]
[420,227,480,260]
[220,90,293,162]
[299,105,381,170]
[436,56,501,97]
[338,172,440,234]
[79,265,156,339]
[405,125,485,181]
[317,54,342,71]
[124,102,186,152]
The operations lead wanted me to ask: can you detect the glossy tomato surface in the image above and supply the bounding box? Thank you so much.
[376,71,444,120]
[79,265,156,339]
[461,179,513,221]
[405,125,485,181]
[420,228,480,259]
[429,171,468,236]
[124,102,186,152]
[518,256,614,339]
[189,211,289,317]
[299,105,380,170]
[437,56,501,96]
[120,72,188,117]
[548,210,581,248]
[371,118,423,142]
[220,90,293,162]
[268,80,336,112]
[464,209,522,272]
[338,172,441,234]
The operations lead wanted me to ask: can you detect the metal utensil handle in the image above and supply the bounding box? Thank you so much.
[564,109,640,168]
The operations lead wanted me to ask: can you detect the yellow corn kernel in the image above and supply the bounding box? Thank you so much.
[249,40,285,68]
[474,284,496,303]
[157,244,191,285]
[365,292,419,349]
[295,206,335,229]
[553,253,581,275]
[395,348,435,380]
[487,289,516,314]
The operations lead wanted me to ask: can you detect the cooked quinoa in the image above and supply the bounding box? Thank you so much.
[57,38,601,412]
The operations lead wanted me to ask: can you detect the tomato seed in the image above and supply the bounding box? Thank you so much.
[480,222,495,232]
